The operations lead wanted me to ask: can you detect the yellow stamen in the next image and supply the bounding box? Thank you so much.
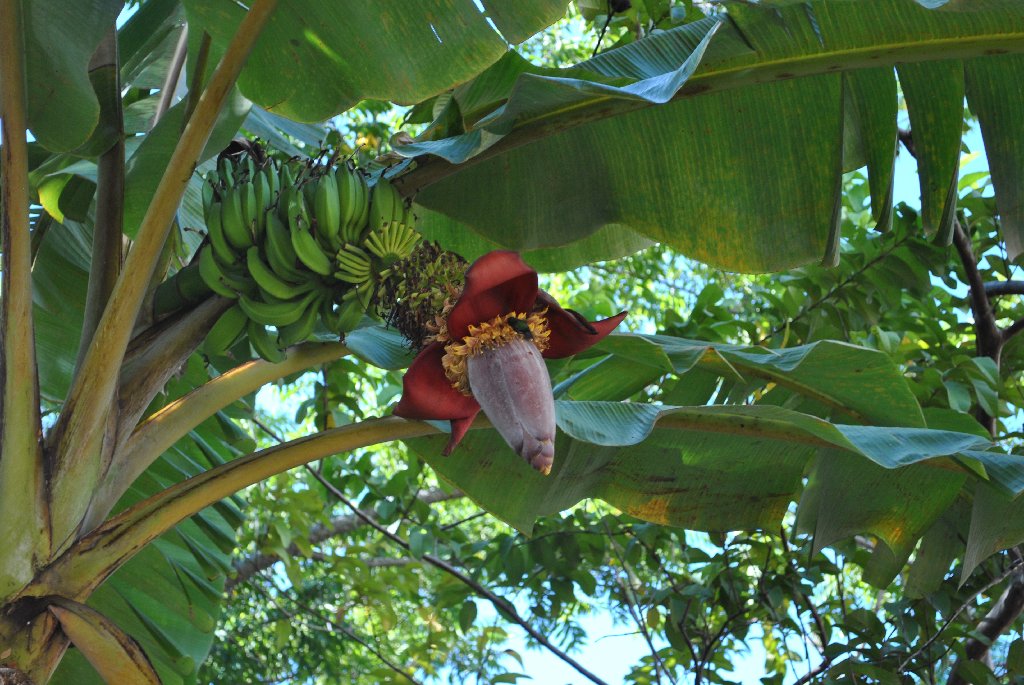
[442,310,550,396]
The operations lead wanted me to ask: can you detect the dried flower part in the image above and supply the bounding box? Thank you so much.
[466,337,556,475]
[375,242,467,349]
[441,311,550,396]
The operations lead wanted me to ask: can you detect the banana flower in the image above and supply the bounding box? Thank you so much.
[394,251,625,474]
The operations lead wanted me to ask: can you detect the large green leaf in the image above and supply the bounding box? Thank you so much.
[897,59,963,243]
[416,206,655,271]
[33,218,91,403]
[576,334,926,427]
[965,54,1024,260]
[398,0,1024,271]
[182,0,571,123]
[53,416,247,684]
[404,401,1023,585]
[22,0,122,152]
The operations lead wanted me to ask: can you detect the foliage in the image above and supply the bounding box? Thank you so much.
[4,1,1024,684]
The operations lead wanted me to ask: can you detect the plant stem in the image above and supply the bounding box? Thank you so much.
[153,25,189,124]
[97,341,349,519]
[47,0,279,547]
[115,296,234,441]
[33,416,438,599]
[0,0,48,597]
[75,25,126,392]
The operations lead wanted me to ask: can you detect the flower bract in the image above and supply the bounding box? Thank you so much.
[394,250,626,474]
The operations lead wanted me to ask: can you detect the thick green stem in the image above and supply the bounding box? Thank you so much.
[116,297,233,438]
[92,341,349,526]
[74,26,125,378]
[47,0,279,548]
[0,0,48,598]
[34,417,439,599]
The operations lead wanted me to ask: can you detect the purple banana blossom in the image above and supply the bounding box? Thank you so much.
[394,251,626,475]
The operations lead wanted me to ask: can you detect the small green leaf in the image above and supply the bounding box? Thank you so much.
[646,606,663,631]
[458,600,478,634]
[409,529,432,560]
[1007,638,1024,674]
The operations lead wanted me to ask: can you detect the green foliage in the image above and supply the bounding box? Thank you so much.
[12,1,1024,684]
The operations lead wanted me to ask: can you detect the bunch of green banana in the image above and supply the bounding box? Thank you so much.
[197,149,426,363]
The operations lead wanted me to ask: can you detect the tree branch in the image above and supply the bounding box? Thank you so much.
[257,570,427,685]
[0,0,48,596]
[304,467,613,685]
[899,560,1024,671]
[226,487,463,592]
[603,520,674,684]
[948,569,1024,685]
[47,0,279,547]
[952,220,1003,364]
[984,281,1024,298]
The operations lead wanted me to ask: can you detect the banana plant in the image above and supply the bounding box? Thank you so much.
[5,0,1024,682]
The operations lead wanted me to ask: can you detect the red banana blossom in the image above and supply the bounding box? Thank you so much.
[394,250,626,474]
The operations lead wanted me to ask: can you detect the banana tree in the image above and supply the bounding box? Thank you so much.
[5,0,1024,682]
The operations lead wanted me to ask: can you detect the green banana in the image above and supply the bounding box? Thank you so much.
[263,213,307,283]
[217,157,235,187]
[252,169,271,237]
[401,200,415,229]
[202,177,217,220]
[302,180,318,211]
[314,172,342,252]
[247,246,311,301]
[238,289,319,327]
[351,170,370,236]
[363,221,420,264]
[204,304,248,356]
[318,297,343,334]
[367,178,400,233]
[336,288,368,333]
[277,293,323,346]
[220,186,254,250]
[241,181,259,241]
[280,162,296,192]
[206,205,240,266]
[198,244,242,299]
[243,157,257,184]
[264,163,280,201]
[277,183,298,225]
[247,319,287,363]
[334,243,372,284]
[337,166,365,243]
[289,209,334,277]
